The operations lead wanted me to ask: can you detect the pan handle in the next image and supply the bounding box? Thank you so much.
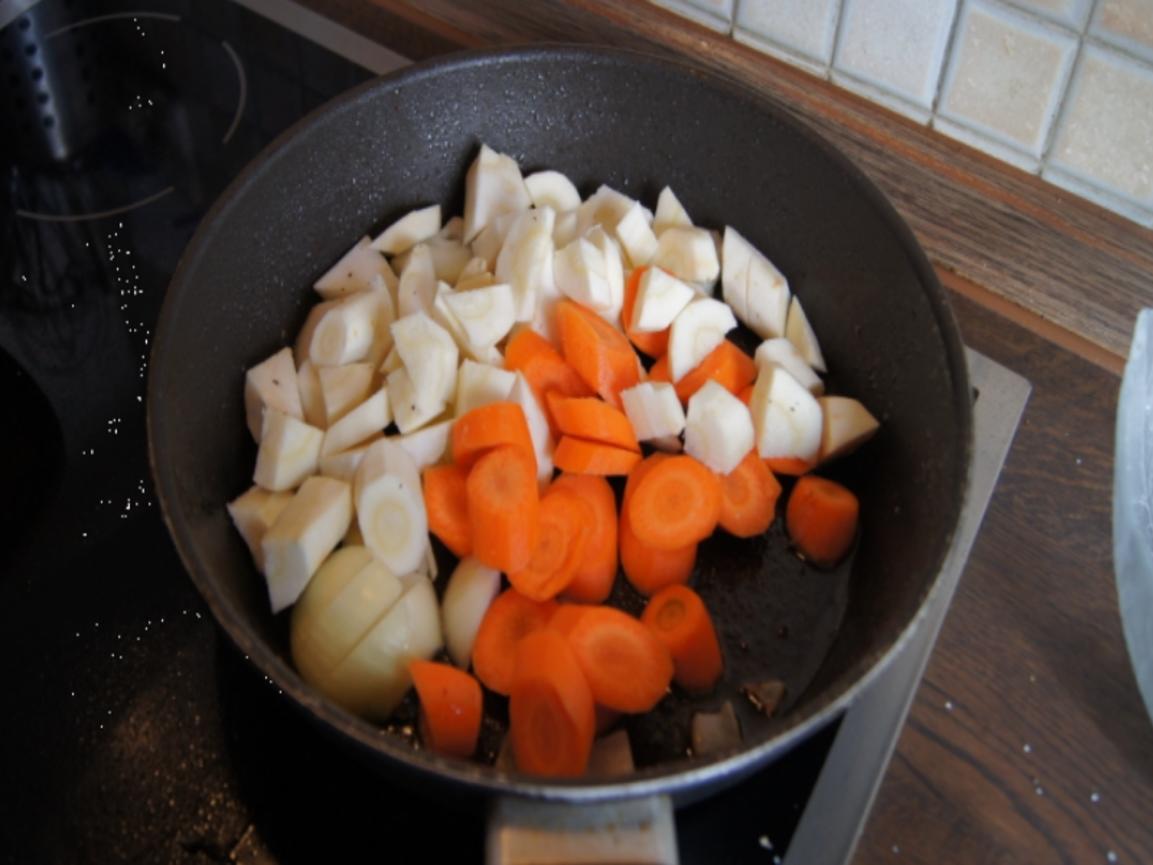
[486,794,679,865]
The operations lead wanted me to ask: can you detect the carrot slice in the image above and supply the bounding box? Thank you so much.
[621,267,669,358]
[647,354,671,384]
[766,456,815,477]
[786,474,860,567]
[556,299,640,408]
[452,401,536,472]
[509,628,596,777]
[472,588,558,695]
[422,463,472,557]
[548,603,589,637]
[409,659,483,758]
[507,485,590,602]
[467,444,540,574]
[717,451,782,538]
[547,394,640,452]
[504,327,594,406]
[564,606,674,713]
[554,436,642,476]
[641,585,723,694]
[620,454,698,596]
[738,383,755,406]
[673,340,757,404]
[551,474,619,604]
[627,454,721,550]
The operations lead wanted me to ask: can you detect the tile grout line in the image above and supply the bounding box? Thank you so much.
[1037,0,1098,171]
[929,0,967,118]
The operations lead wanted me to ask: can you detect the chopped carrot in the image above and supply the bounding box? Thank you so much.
[422,463,472,557]
[620,515,697,596]
[546,394,640,453]
[551,474,619,604]
[641,585,723,694]
[472,587,558,696]
[619,454,697,596]
[673,340,757,404]
[621,266,669,358]
[505,327,594,397]
[507,484,590,602]
[409,659,483,758]
[554,436,642,476]
[564,605,674,713]
[738,384,755,406]
[548,603,589,637]
[766,456,814,477]
[626,454,721,550]
[648,354,671,384]
[467,444,540,574]
[785,474,860,568]
[509,628,596,777]
[556,299,640,408]
[452,401,536,472]
[717,451,782,538]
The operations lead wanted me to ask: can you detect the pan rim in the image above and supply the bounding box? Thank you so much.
[147,42,973,803]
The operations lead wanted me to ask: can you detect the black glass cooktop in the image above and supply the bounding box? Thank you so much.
[0,2,838,862]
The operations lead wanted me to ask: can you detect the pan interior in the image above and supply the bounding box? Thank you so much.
[149,47,969,797]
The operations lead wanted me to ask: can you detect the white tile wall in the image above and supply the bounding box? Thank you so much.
[1003,0,1094,29]
[936,1,1077,162]
[833,0,959,119]
[647,0,1153,227]
[1046,44,1153,223]
[734,0,841,70]
[1091,0,1153,63]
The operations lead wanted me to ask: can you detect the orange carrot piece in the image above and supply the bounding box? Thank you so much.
[766,456,815,477]
[647,354,671,384]
[627,454,722,550]
[409,659,483,758]
[548,603,590,637]
[508,485,590,602]
[641,585,723,694]
[786,474,860,567]
[621,267,669,358]
[717,451,782,538]
[504,327,594,406]
[547,394,640,452]
[467,444,540,574]
[422,463,472,557]
[620,516,697,597]
[556,299,640,408]
[472,587,558,696]
[452,401,536,472]
[673,340,757,404]
[738,383,755,406]
[565,606,674,713]
[551,474,619,604]
[509,628,596,777]
[554,436,642,476]
[620,454,697,596]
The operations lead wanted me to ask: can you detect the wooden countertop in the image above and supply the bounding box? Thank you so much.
[296,2,1153,861]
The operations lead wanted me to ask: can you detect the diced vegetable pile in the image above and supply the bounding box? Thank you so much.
[227,144,880,777]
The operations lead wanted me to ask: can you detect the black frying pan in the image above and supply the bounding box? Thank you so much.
[147,45,971,810]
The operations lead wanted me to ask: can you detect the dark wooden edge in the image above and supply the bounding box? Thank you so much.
[296,0,1151,368]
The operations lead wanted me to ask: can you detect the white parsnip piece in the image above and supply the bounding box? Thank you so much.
[525,169,581,213]
[321,387,391,457]
[313,236,396,299]
[684,380,754,475]
[227,485,293,570]
[462,144,532,243]
[244,347,303,442]
[667,297,737,382]
[817,396,879,464]
[653,226,720,288]
[254,409,324,492]
[371,204,441,255]
[786,295,827,373]
[317,363,374,425]
[652,186,693,234]
[621,381,686,444]
[754,338,823,395]
[261,475,352,613]
[749,364,823,467]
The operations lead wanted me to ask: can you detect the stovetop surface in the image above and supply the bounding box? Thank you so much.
[0,2,836,862]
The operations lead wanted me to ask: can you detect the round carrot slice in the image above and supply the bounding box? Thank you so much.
[626,454,721,550]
